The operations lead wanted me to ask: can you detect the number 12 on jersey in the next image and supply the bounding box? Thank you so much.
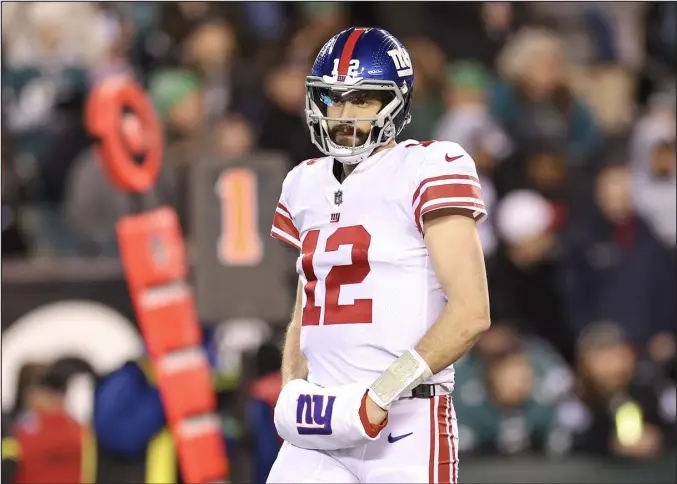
[300,225,373,326]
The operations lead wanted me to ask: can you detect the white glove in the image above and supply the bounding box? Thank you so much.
[274,379,387,451]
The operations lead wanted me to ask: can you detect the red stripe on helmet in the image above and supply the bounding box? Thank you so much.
[337,28,368,77]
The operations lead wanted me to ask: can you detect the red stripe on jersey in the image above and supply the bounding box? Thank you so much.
[412,174,480,206]
[415,201,486,235]
[271,230,300,250]
[437,395,452,483]
[428,398,436,484]
[419,183,482,209]
[277,202,292,218]
[272,211,300,243]
[337,28,367,77]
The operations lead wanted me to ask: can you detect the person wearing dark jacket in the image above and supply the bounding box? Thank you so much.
[565,322,675,458]
[92,326,236,483]
[560,164,675,347]
[246,343,283,484]
[489,190,576,363]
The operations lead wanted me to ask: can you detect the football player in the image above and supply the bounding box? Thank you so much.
[268,27,490,483]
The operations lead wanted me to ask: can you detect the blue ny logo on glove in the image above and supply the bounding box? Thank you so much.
[296,394,336,435]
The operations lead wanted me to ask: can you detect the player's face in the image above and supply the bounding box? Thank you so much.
[326,90,383,147]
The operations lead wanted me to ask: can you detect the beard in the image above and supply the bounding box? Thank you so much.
[329,124,370,147]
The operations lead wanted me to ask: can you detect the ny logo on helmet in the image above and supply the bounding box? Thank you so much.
[387,47,413,77]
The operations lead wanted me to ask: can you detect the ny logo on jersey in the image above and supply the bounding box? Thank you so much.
[330,213,341,223]
[296,394,336,435]
[387,48,413,77]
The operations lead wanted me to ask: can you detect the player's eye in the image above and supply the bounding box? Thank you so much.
[352,99,372,107]
[345,91,380,107]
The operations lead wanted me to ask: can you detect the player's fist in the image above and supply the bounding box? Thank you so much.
[364,394,388,426]
[275,380,387,451]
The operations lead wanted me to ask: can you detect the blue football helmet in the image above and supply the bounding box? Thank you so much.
[306,27,415,165]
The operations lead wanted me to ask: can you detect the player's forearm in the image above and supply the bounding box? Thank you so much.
[281,319,308,386]
[281,280,308,386]
[414,300,490,374]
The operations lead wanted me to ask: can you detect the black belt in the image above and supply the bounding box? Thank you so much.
[410,383,452,399]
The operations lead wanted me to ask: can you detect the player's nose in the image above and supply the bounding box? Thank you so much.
[340,102,359,119]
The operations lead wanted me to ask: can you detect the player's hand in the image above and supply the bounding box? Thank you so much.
[365,394,388,425]
[275,380,387,451]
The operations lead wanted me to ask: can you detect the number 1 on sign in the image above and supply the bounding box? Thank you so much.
[216,168,263,266]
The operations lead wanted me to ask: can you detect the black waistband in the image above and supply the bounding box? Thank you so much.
[410,383,441,399]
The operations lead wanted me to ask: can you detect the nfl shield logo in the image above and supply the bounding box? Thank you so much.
[334,189,343,206]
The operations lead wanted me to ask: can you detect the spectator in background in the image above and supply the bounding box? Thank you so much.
[560,164,675,350]
[258,57,318,169]
[488,190,576,362]
[92,326,238,484]
[454,323,573,457]
[157,2,263,63]
[563,321,675,458]
[1,3,106,169]
[2,363,93,484]
[433,60,510,255]
[1,411,16,484]
[491,28,599,167]
[1,126,28,257]
[149,68,205,162]
[526,3,647,70]
[215,114,255,159]
[400,37,447,142]
[63,108,177,256]
[1,3,123,256]
[373,2,522,69]
[181,20,263,127]
[288,2,349,65]
[503,139,583,217]
[434,61,513,176]
[246,342,283,484]
[630,92,676,249]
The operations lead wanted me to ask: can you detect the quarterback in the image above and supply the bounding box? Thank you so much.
[268,27,490,483]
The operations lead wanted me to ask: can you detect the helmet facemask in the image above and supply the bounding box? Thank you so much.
[305,78,409,165]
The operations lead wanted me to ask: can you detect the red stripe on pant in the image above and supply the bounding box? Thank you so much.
[429,395,457,483]
[428,398,436,484]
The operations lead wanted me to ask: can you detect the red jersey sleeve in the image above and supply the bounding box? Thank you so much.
[270,178,301,250]
[411,141,487,234]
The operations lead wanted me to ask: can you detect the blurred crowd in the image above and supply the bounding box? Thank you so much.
[1,1,676,482]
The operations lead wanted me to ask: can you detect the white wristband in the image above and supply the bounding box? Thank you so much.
[368,349,433,409]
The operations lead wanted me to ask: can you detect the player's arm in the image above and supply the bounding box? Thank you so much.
[414,210,491,372]
[275,278,386,450]
[270,174,306,387]
[367,141,490,415]
[281,279,308,386]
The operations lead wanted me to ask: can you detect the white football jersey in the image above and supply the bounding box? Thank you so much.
[271,140,486,390]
